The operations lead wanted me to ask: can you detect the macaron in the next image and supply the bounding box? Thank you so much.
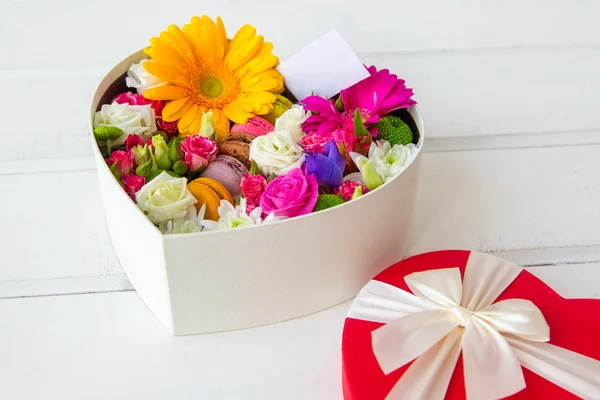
[187,178,233,221]
[230,116,274,137]
[218,132,254,169]
[262,94,293,125]
[199,155,248,198]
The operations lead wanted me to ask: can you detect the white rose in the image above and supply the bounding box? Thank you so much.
[94,102,157,146]
[125,59,165,95]
[274,104,310,142]
[136,172,197,224]
[249,130,306,176]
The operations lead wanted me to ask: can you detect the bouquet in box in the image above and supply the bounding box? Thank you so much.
[93,16,420,234]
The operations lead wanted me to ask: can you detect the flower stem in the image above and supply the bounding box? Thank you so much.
[107,139,112,156]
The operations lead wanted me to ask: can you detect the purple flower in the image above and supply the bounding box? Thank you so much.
[305,140,345,189]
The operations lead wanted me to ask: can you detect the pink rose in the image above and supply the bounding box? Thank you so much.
[157,118,178,136]
[180,135,218,172]
[122,174,145,200]
[260,168,319,218]
[124,134,143,152]
[112,92,166,117]
[106,150,134,176]
[334,180,369,202]
[240,174,267,212]
[300,130,332,154]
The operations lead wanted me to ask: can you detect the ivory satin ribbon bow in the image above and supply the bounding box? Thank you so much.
[347,252,600,399]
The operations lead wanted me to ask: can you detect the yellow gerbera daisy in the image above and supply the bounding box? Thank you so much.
[142,16,284,141]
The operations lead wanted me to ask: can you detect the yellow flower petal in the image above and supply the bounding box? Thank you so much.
[187,108,205,135]
[165,102,192,122]
[256,41,273,57]
[143,61,189,87]
[144,85,189,101]
[162,97,190,121]
[240,78,281,93]
[178,104,199,130]
[223,103,248,124]
[148,37,188,71]
[235,55,279,79]
[213,108,230,142]
[225,35,263,71]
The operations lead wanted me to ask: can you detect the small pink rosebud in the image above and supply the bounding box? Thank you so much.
[180,135,218,172]
[125,134,143,152]
[157,118,178,136]
[122,174,146,200]
[105,150,134,176]
[240,174,267,206]
[334,180,369,202]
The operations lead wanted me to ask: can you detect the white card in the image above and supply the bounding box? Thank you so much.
[277,29,370,101]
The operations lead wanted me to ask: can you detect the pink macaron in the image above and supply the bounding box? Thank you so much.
[230,116,274,137]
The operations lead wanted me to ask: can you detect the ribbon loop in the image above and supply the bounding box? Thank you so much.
[372,309,459,374]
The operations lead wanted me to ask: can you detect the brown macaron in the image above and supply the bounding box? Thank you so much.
[218,132,254,169]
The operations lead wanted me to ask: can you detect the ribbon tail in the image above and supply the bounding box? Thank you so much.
[386,328,463,400]
[463,318,526,400]
[507,335,600,399]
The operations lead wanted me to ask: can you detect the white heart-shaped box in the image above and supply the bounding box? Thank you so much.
[90,51,425,335]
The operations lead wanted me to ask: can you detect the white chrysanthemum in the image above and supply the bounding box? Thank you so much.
[159,206,204,234]
[351,140,418,185]
[201,199,282,232]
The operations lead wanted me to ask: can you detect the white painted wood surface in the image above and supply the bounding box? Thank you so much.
[1,0,600,398]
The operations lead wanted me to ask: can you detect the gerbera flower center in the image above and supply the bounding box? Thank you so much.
[189,62,241,108]
[200,76,224,98]
[341,108,372,123]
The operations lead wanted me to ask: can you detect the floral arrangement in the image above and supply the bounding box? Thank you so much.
[93,16,420,234]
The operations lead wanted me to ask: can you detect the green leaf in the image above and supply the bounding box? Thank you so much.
[168,137,185,162]
[135,160,153,179]
[353,109,370,138]
[108,161,121,181]
[94,126,124,141]
[248,160,260,175]
[173,160,188,175]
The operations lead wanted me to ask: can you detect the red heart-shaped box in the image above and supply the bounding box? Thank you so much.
[341,250,600,399]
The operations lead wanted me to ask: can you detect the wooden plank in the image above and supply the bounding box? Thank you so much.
[3,47,600,162]
[408,143,600,256]
[0,262,597,399]
[0,291,347,400]
[2,0,600,72]
[372,46,600,138]
[0,144,598,297]
[0,171,119,282]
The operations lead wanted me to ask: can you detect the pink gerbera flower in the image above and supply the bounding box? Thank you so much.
[301,66,416,138]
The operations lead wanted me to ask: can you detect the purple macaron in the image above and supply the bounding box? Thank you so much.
[200,155,248,198]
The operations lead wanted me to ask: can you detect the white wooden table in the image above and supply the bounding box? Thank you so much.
[2,1,600,398]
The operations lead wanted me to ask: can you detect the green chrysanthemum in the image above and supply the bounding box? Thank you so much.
[313,194,344,212]
[376,115,413,146]
[93,126,124,141]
